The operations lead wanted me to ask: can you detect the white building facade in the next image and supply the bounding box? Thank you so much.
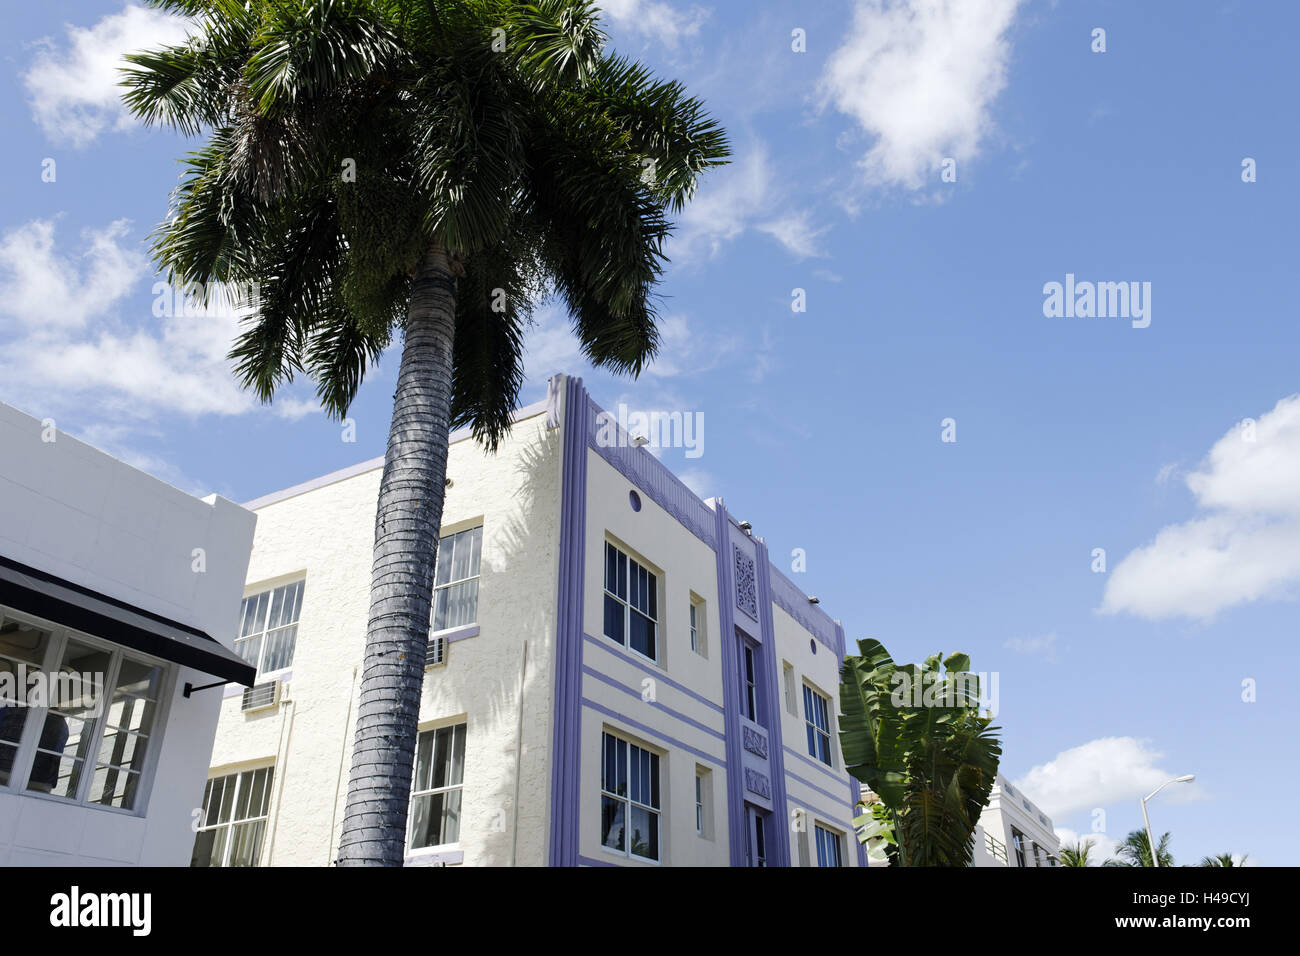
[200,375,865,867]
[0,402,256,866]
[972,775,1060,867]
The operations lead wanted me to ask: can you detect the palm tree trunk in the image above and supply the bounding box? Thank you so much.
[337,244,457,866]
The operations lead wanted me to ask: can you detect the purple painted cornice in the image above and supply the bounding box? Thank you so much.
[768,562,842,657]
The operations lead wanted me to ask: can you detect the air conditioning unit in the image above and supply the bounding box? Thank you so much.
[241,680,281,712]
[427,636,447,668]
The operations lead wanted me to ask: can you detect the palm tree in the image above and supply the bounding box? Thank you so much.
[1200,852,1247,867]
[1104,829,1174,867]
[839,639,1002,866]
[122,0,727,865]
[1058,838,1095,867]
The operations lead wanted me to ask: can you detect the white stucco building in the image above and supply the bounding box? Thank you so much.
[971,775,1060,867]
[198,374,864,867]
[0,402,256,866]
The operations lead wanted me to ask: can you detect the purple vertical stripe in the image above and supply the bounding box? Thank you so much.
[712,502,748,865]
[548,376,588,866]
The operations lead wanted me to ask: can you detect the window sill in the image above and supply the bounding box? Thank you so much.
[405,845,464,867]
[433,623,479,644]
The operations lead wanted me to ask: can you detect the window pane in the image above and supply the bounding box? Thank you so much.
[629,805,659,861]
[88,766,139,808]
[260,625,297,672]
[414,730,435,792]
[605,543,617,593]
[434,580,478,631]
[435,536,454,587]
[451,530,474,582]
[0,618,53,669]
[440,788,462,844]
[616,551,627,599]
[629,611,655,659]
[228,819,266,866]
[235,635,262,669]
[191,825,226,868]
[603,594,624,645]
[601,795,626,852]
[448,724,466,786]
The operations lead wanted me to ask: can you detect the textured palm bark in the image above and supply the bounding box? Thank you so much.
[337,245,457,865]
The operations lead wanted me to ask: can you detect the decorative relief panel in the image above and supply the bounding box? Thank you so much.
[742,724,768,759]
[733,545,758,620]
[744,767,772,800]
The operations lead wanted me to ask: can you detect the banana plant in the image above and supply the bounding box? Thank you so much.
[839,638,1002,866]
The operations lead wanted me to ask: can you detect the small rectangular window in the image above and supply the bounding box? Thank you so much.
[192,767,274,867]
[803,685,832,766]
[815,824,845,867]
[742,642,759,723]
[433,526,483,631]
[782,661,797,716]
[409,723,467,850]
[236,579,305,678]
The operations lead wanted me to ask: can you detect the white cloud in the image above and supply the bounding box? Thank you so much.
[1014,737,1203,821]
[1002,632,1058,659]
[597,0,708,46]
[820,0,1024,190]
[675,468,714,498]
[0,218,316,422]
[756,213,830,260]
[670,146,830,262]
[23,3,192,147]
[1101,395,1300,620]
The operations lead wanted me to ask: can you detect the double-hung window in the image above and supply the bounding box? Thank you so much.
[433,527,483,631]
[815,824,845,867]
[803,685,833,765]
[191,767,274,867]
[600,732,660,861]
[603,543,657,661]
[409,723,467,850]
[0,611,166,812]
[235,580,304,678]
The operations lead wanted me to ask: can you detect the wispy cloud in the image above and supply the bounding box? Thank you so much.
[1002,632,1058,660]
[597,0,709,47]
[23,3,191,147]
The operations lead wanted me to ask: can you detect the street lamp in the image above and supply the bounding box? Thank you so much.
[1140,774,1195,867]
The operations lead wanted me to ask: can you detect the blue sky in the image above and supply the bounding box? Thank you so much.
[1,0,1295,865]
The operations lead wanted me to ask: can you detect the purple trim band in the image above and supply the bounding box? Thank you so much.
[577,854,621,867]
[581,665,726,742]
[581,697,724,766]
[585,396,716,549]
[582,633,725,714]
[769,562,841,656]
[784,767,858,813]
[783,745,845,786]
[548,376,588,867]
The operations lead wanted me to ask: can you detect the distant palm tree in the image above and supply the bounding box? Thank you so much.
[1104,829,1174,867]
[1200,852,1247,867]
[122,0,727,866]
[1059,838,1096,867]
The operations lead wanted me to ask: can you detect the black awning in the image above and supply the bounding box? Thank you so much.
[0,554,255,686]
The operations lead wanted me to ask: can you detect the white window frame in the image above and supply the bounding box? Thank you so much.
[432,525,484,635]
[814,823,845,867]
[602,541,659,664]
[407,721,468,853]
[191,765,275,867]
[741,640,760,723]
[688,594,706,657]
[803,683,833,766]
[235,578,305,680]
[600,730,662,863]
[0,605,172,815]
